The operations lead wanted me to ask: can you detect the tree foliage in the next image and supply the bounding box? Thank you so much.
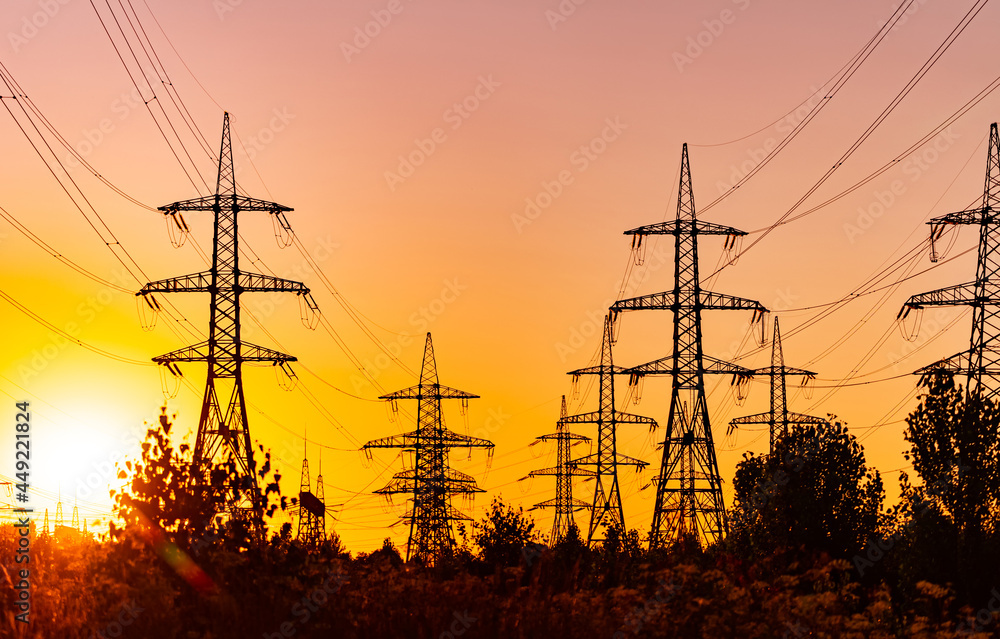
[730,418,884,561]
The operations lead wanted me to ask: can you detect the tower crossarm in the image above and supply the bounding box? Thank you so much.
[561,410,657,429]
[566,364,630,376]
[929,207,995,227]
[621,354,754,378]
[611,290,766,313]
[527,465,596,478]
[571,451,648,469]
[239,273,311,294]
[152,341,295,364]
[728,412,769,427]
[915,350,973,376]
[137,271,311,296]
[902,282,992,309]
[536,431,591,443]
[139,271,213,295]
[378,385,479,400]
[361,429,493,451]
[701,290,768,312]
[529,497,591,511]
[623,220,747,237]
[158,194,293,214]
[786,412,827,426]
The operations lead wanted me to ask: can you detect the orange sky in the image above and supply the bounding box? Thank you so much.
[1,0,999,551]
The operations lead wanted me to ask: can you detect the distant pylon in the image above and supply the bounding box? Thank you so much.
[71,501,79,531]
[42,508,49,537]
[564,315,652,545]
[524,396,593,544]
[315,454,328,542]
[138,113,319,529]
[362,333,494,564]
[901,123,1000,400]
[297,436,325,547]
[612,144,766,548]
[729,318,826,452]
[55,492,63,529]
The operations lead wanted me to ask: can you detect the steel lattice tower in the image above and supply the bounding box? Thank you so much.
[138,113,315,526]
[729,319,825,453]
[611,144,767,548]
[297,441,326,547]
[565,315,652,545]
[902,123,1000,400]
[362,333,494,564]
[525,396,593,544]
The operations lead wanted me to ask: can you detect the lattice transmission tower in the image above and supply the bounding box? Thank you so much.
[611,144,767,548]
[297,439,326,547]
[524,395,593,544]
[138,113,317,527]
[565,314,652,545]
[901,123,1000,400]
[729,318,825,453]
[362,333,494,564]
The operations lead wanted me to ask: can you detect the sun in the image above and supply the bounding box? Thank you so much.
[28,411,145,527]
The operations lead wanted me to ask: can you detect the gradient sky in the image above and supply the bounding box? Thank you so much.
[0,0,998,551]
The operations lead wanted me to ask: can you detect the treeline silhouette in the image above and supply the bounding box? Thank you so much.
[2,376,1000,638]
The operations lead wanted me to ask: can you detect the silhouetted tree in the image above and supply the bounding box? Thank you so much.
[894,375,1000,604]
[730,419,884,561]
[473,496,540,569]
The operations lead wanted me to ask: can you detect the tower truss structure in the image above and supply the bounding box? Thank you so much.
[729,318,825,453]
[901,123,1000,400]
[362,333,494,564]
[611,144,767,548]
[138,113,318,527]
[525,396,593,544]
[565,315,652,544]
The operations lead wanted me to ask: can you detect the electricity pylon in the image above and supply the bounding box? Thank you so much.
[138,113,317,527]
[565,314,653,545]
[611,144,767,548]
[729,318,825,453]
[524,396,593,544]
[901,122,1000,400]
[297,438,326,547]
[362,333,494,564]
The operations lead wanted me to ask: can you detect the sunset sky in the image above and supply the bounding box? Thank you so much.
[1,0,998,551]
